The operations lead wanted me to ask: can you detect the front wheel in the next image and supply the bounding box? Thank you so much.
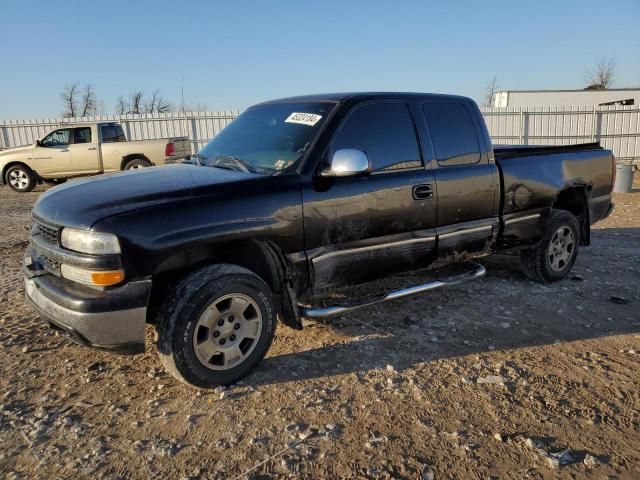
[520,210,580,282]
[6,164,37,192]
[156,264,277,388]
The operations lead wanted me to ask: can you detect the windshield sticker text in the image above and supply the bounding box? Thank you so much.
[285,112,322,127]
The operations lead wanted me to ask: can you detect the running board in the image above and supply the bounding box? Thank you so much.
[299,262,486,319]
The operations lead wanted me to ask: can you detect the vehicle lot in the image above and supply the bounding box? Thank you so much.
[0,183,638,479]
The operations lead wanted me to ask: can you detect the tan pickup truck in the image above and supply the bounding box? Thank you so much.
[0,122,190,192]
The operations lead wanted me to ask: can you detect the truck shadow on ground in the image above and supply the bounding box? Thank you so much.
[248,227,639,387]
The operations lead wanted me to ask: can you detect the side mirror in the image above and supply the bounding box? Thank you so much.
[322,149,371,177]
[35,140,42,147]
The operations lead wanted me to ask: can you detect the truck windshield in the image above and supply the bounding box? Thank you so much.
[197,102,334,174]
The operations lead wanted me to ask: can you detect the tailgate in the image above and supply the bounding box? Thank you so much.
[168,137,191,158]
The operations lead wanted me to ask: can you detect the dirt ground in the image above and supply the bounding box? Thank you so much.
[0,180,638,480]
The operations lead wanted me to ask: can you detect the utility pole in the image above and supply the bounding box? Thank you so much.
[181,73,185,113]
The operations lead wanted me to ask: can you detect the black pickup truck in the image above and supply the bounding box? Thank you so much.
[24,92,615,388]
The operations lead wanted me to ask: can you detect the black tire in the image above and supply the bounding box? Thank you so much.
[520,210,580,283]
[5,164,37,192]
[156,264,277,388]
[123,158,152,170]
[43,178,67,185]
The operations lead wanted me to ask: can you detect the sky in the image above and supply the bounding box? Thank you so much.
[0,0,639,120]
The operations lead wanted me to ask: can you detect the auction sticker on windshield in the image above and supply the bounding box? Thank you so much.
[285,112,322,126]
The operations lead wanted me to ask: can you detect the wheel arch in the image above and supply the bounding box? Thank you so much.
[552,184,590,246]
[147,239,302,330]
[120,154,152,170]
[2,161,38,185]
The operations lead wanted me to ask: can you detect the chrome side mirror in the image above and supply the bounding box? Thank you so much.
[323,149,371,177]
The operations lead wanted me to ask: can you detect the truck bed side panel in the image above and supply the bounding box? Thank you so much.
[496,148,614,248]
[101,139,187,172]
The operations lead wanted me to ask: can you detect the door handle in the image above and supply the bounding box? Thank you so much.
[412,184,433,200]
[60,149,69,152]
[87,147,97,150]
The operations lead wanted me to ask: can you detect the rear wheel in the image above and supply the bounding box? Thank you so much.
[6,164,36,192]
[124,158,152,170]
[156,264,277,388]
[520,210,580,282]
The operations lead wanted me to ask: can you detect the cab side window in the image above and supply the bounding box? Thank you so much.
[73,127,92,144]
[331,103,422,172]
[422,102,481,166]
[40,129,70,148]
[100,125,127,143]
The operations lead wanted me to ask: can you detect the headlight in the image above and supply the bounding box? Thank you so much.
[61,264,124,287]
[61,228,121,254]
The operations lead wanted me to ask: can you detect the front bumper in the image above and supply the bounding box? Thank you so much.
[24,254,151,355]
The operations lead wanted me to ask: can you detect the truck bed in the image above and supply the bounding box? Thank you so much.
[494,142,603,160]
[494,141,614,248]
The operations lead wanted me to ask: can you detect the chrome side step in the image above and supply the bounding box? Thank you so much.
[299,262,486,319]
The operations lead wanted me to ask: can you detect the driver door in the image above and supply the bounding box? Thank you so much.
[34,128,73,176]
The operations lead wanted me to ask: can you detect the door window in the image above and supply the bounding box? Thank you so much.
[331,103,422,172]
[73,127,92,144]
[40,129,70,147]
[422,102,481,166]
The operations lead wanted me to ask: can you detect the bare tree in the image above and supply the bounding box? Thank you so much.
[155,96,172,114]
[96,99,106,116]
[115,96,128,115]
[61,83,80,117]
[144,89,172,114]
[484,76,499,107]
[585,57,617,90]
[144,90,159,114]
[114,89,174,114]
[129,90,144,114]
[80,84,97,117]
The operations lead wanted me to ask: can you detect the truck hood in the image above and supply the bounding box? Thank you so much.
[33,165,262,229]
[0,145,34,157]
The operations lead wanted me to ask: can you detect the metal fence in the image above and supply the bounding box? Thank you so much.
[482,105,640,164]
[1,105,639,164]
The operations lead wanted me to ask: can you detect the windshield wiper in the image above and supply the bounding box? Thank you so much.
[210,155,253,173]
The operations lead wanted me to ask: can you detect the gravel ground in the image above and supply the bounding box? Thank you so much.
[0,180,639,480]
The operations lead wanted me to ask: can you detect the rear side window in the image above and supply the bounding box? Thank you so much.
[100,125,127,143]
[422,102,481,166]
[331,103,422,172]
[73,127,92,144]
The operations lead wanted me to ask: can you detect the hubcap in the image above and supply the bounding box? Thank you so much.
[9,170,29,189]
[548,226,575,272]
[192,293,262,370]
[129,164,143,169]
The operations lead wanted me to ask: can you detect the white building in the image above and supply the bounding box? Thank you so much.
[493,88,640,107]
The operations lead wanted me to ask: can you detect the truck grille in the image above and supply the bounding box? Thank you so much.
[34,222,59,243]
[40,254,61,274]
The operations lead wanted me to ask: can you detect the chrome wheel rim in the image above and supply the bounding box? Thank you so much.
[548,226,575,272]
[9,170,29,189]
[128,164,143,169]
[192,293,262,370]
